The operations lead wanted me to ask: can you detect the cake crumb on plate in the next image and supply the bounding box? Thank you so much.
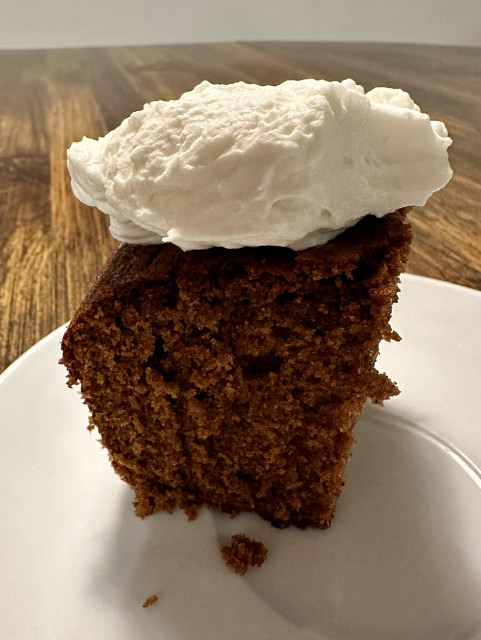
[221,534,268,575]
[142,594,158,608]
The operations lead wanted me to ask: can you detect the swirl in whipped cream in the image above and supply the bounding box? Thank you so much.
[67,79,452,251]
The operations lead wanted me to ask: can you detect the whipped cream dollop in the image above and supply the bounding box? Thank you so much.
[67,79,452,250]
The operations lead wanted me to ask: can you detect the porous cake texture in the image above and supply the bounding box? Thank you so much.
[61,209,412,529]
[221,534,268,575]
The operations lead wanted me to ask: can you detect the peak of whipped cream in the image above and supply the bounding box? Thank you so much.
[67,78,452,251]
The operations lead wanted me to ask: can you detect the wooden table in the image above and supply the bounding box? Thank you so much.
[1,42,480,373]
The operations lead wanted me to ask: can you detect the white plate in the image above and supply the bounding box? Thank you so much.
[1,274,481,640]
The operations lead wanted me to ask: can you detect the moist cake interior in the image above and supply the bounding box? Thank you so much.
[61,209,412,529]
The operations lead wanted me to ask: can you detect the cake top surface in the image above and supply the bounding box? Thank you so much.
[67,78,452,251]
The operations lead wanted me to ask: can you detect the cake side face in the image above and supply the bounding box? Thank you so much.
[61,210,412,529]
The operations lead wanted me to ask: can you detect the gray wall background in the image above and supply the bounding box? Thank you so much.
[1,0,480,49]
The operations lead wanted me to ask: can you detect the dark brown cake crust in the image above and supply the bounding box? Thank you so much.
[61,210,412,529]
[221,534,268,575]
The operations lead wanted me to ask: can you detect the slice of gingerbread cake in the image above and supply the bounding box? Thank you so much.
[61,79,452,529]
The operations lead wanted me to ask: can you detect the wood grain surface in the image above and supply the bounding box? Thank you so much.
[0,42,480,373]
